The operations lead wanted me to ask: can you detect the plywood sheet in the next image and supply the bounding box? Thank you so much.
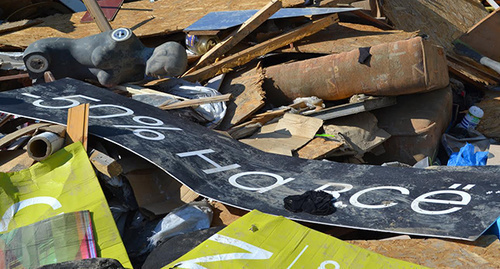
[0,0,304,49]
[459,9,500,62]
[240,113,323,156]
[217,63,266,130]
[279,22,418,54]
[381,0,488,52]
[349,236,500,269]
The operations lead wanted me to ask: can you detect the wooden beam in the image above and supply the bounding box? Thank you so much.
[82,0,112,32]
[186,0,282,73]
[182,13,339,83]
[0,73,30,82]
[66,103,89,150]
[89,149,123,177]
[159,93,232,110]
[113,84,187,100]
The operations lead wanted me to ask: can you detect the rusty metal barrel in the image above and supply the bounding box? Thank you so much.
[263,37,449,102]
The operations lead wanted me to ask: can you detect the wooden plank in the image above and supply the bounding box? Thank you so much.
[217,62,266,130]
[158,93,232,110]
[66,103,89,150]
[0,19,43,35]
[89,149,123,177]
[81,0,124,23]
[459,9,500,62]
[82,0,113,32]
[0,0,304,49]
[187,0,282,73]
[182,13,339,82]
[113,84,187,100]
[381,0,488,52]
[279,22,417,54]
[240,113,323,156]
[0,73,30,82]
[296,137,343,159]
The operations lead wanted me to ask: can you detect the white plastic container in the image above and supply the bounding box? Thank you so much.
[459,106,484,130]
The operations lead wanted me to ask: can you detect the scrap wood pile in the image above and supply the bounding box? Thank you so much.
[1,0,500,268]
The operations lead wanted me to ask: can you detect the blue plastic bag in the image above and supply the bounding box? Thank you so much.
[447,143,488,166]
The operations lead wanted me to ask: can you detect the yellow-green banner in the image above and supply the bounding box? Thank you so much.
[167,210,427,269]
[0,142,131,268]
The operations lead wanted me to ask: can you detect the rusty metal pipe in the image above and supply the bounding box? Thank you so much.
[263,37,449,102]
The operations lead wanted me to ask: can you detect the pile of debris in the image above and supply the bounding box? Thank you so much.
[1,0,500,268]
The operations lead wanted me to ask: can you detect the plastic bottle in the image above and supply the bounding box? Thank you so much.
[459,106,484,130]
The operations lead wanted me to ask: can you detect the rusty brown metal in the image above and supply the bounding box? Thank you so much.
[263,36,449,102]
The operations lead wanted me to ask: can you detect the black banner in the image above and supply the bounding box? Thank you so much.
[1,78,499,240]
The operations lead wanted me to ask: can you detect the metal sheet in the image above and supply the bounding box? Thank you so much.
[1,78,500,241]
[184,7,359,32]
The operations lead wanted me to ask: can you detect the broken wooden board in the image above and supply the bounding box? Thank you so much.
[349,235,500,268]
[182,13,339,82]
[3,78,500,240]
[295,137,344,159]
[459,8,500,62]
[278,22,418,54]
[187,0,283,72]
[381,0,488,52]
[448,55,500,87]
[0,0,305,49]
[240,113,323,156]
[217,63,266,131]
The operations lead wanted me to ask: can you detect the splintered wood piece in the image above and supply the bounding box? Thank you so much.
[296,137,343,159]
[187,0,282,73]
[66,103,89,150]
[217,62,266,130]
[182,13,339,82]
[159,93,232,110]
